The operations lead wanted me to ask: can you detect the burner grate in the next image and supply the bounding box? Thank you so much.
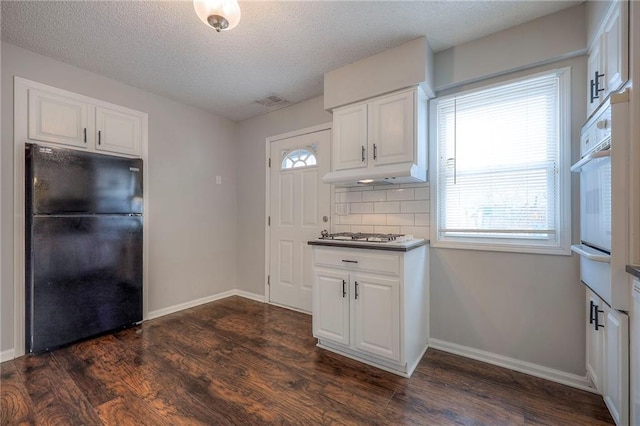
[319,231,409,243]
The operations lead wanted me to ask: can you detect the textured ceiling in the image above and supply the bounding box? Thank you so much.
[1,1,581,122]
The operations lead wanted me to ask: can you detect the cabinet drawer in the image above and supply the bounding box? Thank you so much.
[313,248,400,275]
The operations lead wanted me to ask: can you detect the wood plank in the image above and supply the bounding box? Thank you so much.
[1,362,37,425]
[0,297,615,425]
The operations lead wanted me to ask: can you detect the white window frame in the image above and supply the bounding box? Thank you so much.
[429,67,572,255]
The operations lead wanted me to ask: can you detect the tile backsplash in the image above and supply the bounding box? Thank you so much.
[332,183,430,239]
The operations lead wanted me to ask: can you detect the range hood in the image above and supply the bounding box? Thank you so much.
[322,163,427,187]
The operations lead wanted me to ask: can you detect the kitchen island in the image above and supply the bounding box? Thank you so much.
[309,238,429,377]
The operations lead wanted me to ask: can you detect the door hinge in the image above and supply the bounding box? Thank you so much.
[268,158,271,168]
[268,216,270,226]
[268,275,270,285]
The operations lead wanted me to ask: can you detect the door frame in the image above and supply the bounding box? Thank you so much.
[264,122,332,310]
[12,77,150,358]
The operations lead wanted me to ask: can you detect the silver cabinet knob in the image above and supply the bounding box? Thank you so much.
[323,216,329,222]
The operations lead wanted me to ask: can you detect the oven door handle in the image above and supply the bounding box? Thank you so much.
[570,245,611,263]
[570,149,610,173]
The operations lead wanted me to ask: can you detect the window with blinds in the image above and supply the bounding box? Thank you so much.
[433,69,571,254]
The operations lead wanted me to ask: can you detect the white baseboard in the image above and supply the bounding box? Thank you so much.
[234,290,266,303]
[0,349,15,363]
[428,338,596,393]
[2,291,266,361]
[146,289,265,320]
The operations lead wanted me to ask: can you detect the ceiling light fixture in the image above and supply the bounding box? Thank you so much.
[194,0,241,32]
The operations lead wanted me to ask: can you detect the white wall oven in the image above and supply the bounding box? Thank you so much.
[571,93,630,311]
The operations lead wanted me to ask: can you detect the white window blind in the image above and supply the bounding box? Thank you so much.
[435,71,569,252]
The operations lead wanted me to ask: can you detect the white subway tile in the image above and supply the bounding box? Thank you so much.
[399,183,427,188]
[387,214,415,226]
[374,225,401,234]
[387,188,415,201]
[414,186,430,200]
[374,201,400,214]
[335,187,348,193]
[401,226,430,240]
[362,190,387,202]
[351,225,375,233]
[343,192,362,203]
[362,214,387,225]
[349,202,374,214]
[334,203,349,216]
[354,186,373,191]
[401,200,428,213]
[414,213,430,227]
[332,224,351,233]
[341,214,362,225]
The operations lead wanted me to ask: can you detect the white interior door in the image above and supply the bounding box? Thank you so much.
[269,129,331,312]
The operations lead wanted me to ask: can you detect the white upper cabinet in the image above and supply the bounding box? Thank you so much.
[368,90,414,167]
[586,1,628,119]
[602,4,626,96]
[327,86,427,185]
[96,106,142,156]
[25,80,145,158]
[28,89,91,149]
[332,103,368,171]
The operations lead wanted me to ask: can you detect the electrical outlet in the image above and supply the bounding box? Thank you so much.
[216,176,222,185]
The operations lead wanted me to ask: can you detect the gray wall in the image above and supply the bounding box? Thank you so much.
[1,42,239,353]
[235,8,588,375]
[434,3,585,91]
[235,97,331,296]
[430,38,587,376]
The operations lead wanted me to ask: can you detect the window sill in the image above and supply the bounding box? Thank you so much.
[430,238,572,256]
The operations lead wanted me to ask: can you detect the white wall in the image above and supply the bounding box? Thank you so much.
[1,42,238,353]
[235,98,331,296]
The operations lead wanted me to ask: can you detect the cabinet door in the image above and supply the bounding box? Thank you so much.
[632,280,640,426]
[586,290,604,392]
[28,89,90,148]
[368,90,414,166]
[312,268,350,345]
[332,103,368,171]
[587,43,603,119]
[352,273,400,362]
[602,2,627,97]
[96,106,142,156]
[604,306,629,426]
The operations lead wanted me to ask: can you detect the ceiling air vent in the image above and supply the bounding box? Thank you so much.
[255,93,291,112]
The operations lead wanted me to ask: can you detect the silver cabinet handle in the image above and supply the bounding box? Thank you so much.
[341,259,358,263]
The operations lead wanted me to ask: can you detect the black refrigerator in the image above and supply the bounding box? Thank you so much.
[25,143,143,353]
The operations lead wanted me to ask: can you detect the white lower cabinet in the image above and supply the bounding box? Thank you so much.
[587,290,605,392]
[312,245,428,377]
[632,279,640,426]
[603,304,629,425]
[586,288,629,425]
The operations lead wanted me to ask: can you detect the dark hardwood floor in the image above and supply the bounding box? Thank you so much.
[2,296,614,425]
